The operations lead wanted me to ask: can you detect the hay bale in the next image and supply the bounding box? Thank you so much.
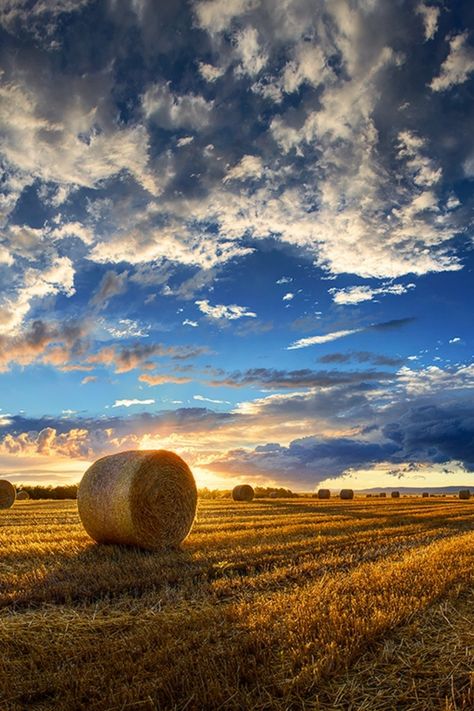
[391,491,400,498]
[379,492,387,498]
[340,489,354,500]
[317,489,331,499]
[269,491,278,499]
[232,484,254,502]
[459,489,471,500]
[0,480,16,509]
[422,492,429,498]
[16,490,30,500]
[77,450,197,550]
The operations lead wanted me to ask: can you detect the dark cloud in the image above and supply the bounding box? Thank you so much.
[369,318,416,332]
[89,270,128,309]
[208,367,394,389]
[319,352,405,366]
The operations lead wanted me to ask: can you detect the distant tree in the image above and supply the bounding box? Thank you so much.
[17,484,78,500]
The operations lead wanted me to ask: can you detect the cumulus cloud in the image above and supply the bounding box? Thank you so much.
[195,299,257,320]
[223,154,264,183]
[416,3,440,41]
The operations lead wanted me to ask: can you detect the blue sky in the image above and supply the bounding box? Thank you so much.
[0,0,473,490]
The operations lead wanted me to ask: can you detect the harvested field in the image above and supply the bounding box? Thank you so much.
[1,497,473,710]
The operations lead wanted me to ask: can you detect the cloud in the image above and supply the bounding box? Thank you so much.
[138,373,192,386]
[430,32,474,91]
[223,154,264,183]
[81,375,97,385]
[329,282,415,305]
[449,337,461,344]
[282,292,294,301]
[319,352,405,367]
[89,270,129,309]
[183,319,198,327]
[208,367,394,389]
[416,3,440,41]
[112,399,155,408]
[193,395,231,405]
[288,328,364,350]
[194,0,257,34]
[288,318,415,349]
[195,299,257,320]
[198,62,225,82]
[142,82,213,130]
[234,26,268,77]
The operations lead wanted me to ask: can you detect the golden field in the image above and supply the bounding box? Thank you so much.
[1,497,473,710]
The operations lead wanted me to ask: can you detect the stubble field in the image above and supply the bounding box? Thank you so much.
[1,497,473,711]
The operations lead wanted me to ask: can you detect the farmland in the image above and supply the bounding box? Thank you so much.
[1,497,473,710]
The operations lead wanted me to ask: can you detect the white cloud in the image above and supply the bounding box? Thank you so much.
[112,399,155,408]
[194,0,257,34]
[416,3,440,41]
[106,319,150,339]
[176,136,195,147]
[288,328,363,350]
[193,395,231,405]
[143,82,213,130]
[430,32,474,91]
[198,62,225,82]
[329,282,415,305]
[183,319,198,327]
[397,363,474,396]
[449,337,461,344]
[282,292,294,301]
[223,154,264,183]
[0,256,75,334]
[276,276,292,284]
[234,26,268,77]
[195,299,257,320]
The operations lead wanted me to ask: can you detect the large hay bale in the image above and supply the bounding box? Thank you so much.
[232,484,255,502]
[340,489,354,500]
[459,489,471,500]
[16,490,30,500]
[0,480,16,509]
[422,492,429,498]
[317,489,331,499]
[77,450,197,550]
[391,491,400,498]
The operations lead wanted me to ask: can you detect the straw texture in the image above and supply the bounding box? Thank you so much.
[77,450,197,550]
[232,485,255,502]
[0,480,16,509]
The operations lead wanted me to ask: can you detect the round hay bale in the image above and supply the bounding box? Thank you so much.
[232,484,255,502]
[391,491,400,498]
[459,489,471,500]
[379,492,387,498]
[0,480,16,509]
[77,450,197,550]
[317,489,331,499]
[340,489,354,500]
[422,492,429,498]
[16,490,30,500]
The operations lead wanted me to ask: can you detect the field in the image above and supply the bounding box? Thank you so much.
[1,497,473,711]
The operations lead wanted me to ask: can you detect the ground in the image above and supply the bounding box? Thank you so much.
[0,497,473,710]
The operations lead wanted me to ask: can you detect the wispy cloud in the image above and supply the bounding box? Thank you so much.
[195,300,257,320]
[112,399,155,408]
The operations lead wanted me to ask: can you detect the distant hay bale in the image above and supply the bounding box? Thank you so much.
[459,489,471,500]
[379,492,387,498]
[16,490,30,500]
[317,489,331,499]
[422,492,429,498]
[366,494,372,498]
[340,489,354,500]
[269,491,278,499]
[232,484,255,502]
[391,491,400,498]
[77,450,197,550]
[0,480,16,509]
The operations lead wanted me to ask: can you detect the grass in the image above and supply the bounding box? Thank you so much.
[1,497,473,710]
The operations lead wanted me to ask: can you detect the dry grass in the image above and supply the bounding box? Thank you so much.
[1,497,473,710]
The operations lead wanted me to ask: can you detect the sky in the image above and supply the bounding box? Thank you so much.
[0,0,474,491]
